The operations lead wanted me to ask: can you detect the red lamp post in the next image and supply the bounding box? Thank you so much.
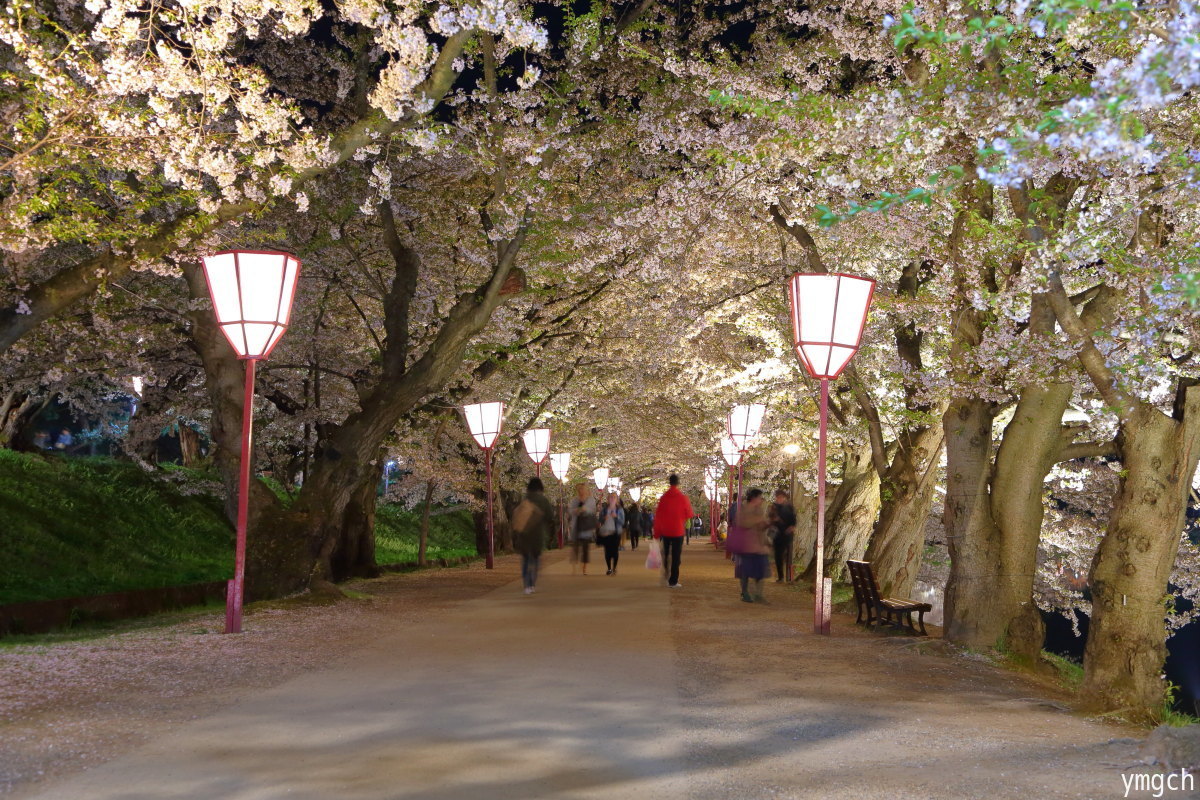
[463,401,505,569]
[522,428,551,478]
[200,249,301,635]
[704,466,721,547]
[787,272,875,635]
[549,452,570,549]
[720,436,741,558]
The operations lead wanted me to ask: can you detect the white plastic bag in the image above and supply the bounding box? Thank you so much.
[646,539,662,570]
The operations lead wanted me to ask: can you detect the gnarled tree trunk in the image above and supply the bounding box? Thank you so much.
[1081,388,1200,718]
[864,421,944,598]
[822,442,880,582]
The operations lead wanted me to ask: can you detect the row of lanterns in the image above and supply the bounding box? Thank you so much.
[459,403,646,567]
[196,246,874,637]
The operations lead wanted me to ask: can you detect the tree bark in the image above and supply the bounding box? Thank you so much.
[327,457,384,581]
[178,424,202,466]
[822,441,881,582]
[941,397,1003,645]
[986,383,1073,659]
[0,390,41,449]
[418,480,436,566]
[1080,389,1200,719]
[863,420,945,598]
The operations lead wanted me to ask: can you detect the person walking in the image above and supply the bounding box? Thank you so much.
[732,489,771,603]
[627,500,643,550]
[598,492,625,574]
[716,512,728,543]
[652,474,694,588]
[513,477,555,595]
[568,482,597,575]
[769,489,797,583]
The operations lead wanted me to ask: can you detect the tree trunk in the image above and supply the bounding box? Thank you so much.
[178,424,202,466]
[987,383,1073,660]
[419,480,436,566]
[941,397,1005,646]
[1081,388,1200,719]
[0,390,42,449]
[327,457,383,581]
[791,491,818,578]
[864,421,944,598]
[822,442,880,582]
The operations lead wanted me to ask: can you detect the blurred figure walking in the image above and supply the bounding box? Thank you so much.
[769,490,797,582]
[653,474,694,588]
[626,500,643,550]
[568,482,597,576]
[513,477,555,595]
[732,489,771,603]
[598,492,625,574]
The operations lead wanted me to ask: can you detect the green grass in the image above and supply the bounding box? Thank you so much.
[0,451,477,607]
[1041,650,1085,691]
[374,505,477,564]
[0,451,234,604]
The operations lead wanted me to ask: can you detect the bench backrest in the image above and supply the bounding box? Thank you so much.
[846,560,883,608]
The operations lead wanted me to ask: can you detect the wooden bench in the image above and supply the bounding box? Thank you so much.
[846,560,932,636]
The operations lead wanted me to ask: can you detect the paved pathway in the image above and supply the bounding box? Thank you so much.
[17,546,1165,800]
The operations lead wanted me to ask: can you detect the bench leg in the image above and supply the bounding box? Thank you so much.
[916,610,927,636]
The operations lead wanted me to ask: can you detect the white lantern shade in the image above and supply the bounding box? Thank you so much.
[783,443,801,457]
[201,250,301,360]
[463,401,505,449]
[721,436,742,467]
[728,403,766,452]
[549,452,571,482]
[593,467,610,491]
[522,428,551,465]
[628,487,642,503]
[705,465,723,486]
[788,272,875,380]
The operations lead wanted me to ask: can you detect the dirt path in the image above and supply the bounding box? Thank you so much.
[0,546,1166,799]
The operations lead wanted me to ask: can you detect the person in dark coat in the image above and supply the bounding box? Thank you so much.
[626,501,643,550]
[769,490,797,582]
[515,477,555,594]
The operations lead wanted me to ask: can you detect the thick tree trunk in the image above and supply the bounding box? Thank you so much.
[791,491,818,577]
[822,442,880,582]
[327,458,383,581]
[1081,389,1200,719]
[941,397,1005,646]
[987,383,1073,659]
[0,390,42,449]
[864,422,944,598]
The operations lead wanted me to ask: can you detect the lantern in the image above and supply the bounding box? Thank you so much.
[727,403,767,452]
[628,487,642,503]
[593,467,610,492]
[463,401,506,569]
[549,453,571,482]
[788,271,875,635]
[522,428,552,476]
[200,249,300,635]
[548,452,571,549]
[788,273,875,380]
[201,250,300,360]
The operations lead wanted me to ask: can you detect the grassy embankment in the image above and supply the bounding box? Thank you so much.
[0,451,475,605]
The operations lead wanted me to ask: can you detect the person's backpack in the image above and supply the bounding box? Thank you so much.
[511,498,543,535]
